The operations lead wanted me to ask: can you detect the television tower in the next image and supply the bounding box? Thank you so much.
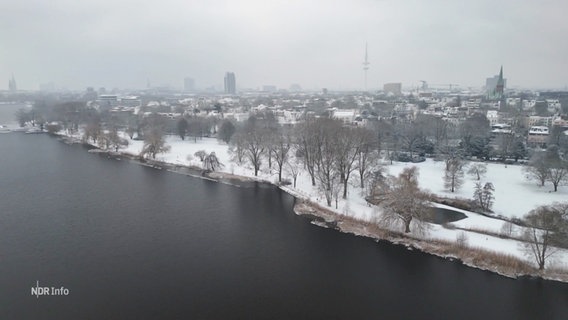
[362,42,370,91]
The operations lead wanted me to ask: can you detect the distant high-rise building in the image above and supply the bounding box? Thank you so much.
[383,83,402,95]
[262,85,277,92]
[184,77,195,92]
[486,66,507,99]
[362,43,370,91]
[224,72,236,94]
[8,74,17,91]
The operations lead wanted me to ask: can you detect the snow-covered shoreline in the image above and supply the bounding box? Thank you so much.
[41,131,568,283]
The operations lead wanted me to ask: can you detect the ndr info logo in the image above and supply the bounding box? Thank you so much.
[31,281,70,298]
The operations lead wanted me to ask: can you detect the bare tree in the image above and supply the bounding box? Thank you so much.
[295,117,320,186]
[228,132,246,164]
[140,119,170,159]
[473,182,495,212]
[314,120,341,206]
[400,121,422,156]
[194,150,207,162]
[524,153,549,187]
[336,126,366,199]
[421,114,450,149]
[176,117,188,140]
[547,160,568,192]
[521,203,568,270]
[372,167,430,234]
[15,108,33,127]
[187,117,208,142]
[500,221,515,237]
[83,115,102,144]
[356,129,380,189]
[467,163,487,181]
[236,117,268,176]
[271,128,293,183]
[444,157,466,192]
[218,119,236,143]
[371,118,392,157]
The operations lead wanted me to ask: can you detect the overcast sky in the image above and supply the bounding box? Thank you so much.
[1,0,567,91]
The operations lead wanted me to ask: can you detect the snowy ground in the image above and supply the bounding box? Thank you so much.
[387,159,568,219]
[88,134,568,271]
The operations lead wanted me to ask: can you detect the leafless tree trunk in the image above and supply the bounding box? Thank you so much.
[357,132,379,189]
[237,117,267,176]
[271,129,293,183]
[336,126,366,199]
[296,118,319,186]
[547,161,568,192]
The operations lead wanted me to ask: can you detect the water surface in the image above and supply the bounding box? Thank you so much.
[0,133,567,319]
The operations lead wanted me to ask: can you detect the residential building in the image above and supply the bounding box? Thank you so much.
[527,126,549,147]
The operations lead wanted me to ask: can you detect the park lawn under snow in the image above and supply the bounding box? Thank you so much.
[117,134,568,270]
[386,159,568,219]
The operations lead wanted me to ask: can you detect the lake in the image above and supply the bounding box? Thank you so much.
[1,133,567,319]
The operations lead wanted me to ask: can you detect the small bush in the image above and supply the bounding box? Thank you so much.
[456,232,469,248]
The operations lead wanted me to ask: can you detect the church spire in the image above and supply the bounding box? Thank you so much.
[498,66,503,83]
[495,66,504,98]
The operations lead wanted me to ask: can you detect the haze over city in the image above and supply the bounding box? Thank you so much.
[1,0,567,91]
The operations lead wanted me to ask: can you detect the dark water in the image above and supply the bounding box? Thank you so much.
[1,133,567,320]
[425,207,468,224]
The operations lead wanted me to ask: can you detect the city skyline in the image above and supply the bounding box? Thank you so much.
[1,0,567,91]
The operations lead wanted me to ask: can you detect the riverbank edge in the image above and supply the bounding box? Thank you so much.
[53,132,568,284]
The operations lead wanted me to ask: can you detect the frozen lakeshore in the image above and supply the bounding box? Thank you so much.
[47,131,568,282]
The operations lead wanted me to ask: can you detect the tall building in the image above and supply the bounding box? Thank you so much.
[224,72,236,94]
[383,83,402,95]
[8,74,17,91]
[183,77,195,92]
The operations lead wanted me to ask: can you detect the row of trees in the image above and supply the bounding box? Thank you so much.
[227,114,380,207]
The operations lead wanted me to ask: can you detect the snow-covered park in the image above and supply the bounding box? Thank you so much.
[114,134,568,273]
